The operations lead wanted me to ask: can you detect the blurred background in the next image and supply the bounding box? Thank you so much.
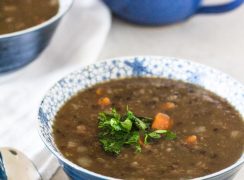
[99,0,244,82]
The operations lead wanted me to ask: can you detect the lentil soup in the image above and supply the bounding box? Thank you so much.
[0,0,59,35]
[53,77,244,180]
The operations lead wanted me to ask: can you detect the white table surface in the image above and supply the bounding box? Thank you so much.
[53,2,244,179]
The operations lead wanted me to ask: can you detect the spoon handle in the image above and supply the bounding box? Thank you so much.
[0,152,7,180]
[0,148,42,180]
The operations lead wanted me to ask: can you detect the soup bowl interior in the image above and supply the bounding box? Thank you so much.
[38,56,244,180]
[0,0,73,74]
[0,0,73,39]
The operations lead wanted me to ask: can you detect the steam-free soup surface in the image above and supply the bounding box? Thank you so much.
[0,0,59,35]
[53,78,244,180]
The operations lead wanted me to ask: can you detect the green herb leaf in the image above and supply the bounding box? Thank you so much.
[98,107,176,155]
[110,118,122,131]
[126,110,148,130]
[121,119,132,132]
[146,130,177,142]
[144,134,149,144]
[125,131,141,153]
[154,130,168,134]
[100,138,123,155]
[148,131,161,139]
[165,131,177,140]
[126,131,140,144]
[135,118,148,131]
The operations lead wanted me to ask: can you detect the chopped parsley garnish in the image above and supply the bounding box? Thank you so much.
[98,108,176,155]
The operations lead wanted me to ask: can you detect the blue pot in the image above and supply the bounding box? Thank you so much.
[0,0,73,74]
[103,0,244,25]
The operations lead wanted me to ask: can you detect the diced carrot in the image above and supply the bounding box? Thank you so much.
[96,88,104,95]
[185,135,198,145]
[98,97,111,107]
[151,113,173,130]
[161,102,176,110]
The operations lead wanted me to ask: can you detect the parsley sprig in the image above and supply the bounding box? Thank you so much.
[98,108,176,155]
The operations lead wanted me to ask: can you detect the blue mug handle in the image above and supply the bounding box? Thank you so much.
[198,0,243,13]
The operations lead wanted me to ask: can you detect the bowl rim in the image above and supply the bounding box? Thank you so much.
[0,0,74,39]
[38,56,244,180]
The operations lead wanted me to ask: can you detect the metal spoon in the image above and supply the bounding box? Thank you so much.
[0,147,41,180]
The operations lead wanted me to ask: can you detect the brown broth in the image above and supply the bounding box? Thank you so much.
[0,0,59,35]
[53,77,244,179]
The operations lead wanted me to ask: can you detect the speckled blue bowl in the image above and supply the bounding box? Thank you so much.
[0,0,73,74]
[38,56,244,180]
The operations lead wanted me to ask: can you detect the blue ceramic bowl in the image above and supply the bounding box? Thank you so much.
[103,0,243,25]
[38,56,244,180]
[0,0,73,74]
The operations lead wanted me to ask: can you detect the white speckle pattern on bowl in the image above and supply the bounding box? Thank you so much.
[38,56,244,180]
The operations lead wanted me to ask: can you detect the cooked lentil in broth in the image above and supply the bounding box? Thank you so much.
[0,0,59,35]
[53,78,244,179]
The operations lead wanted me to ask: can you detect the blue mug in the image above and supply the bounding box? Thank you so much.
[103,0,243,25]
